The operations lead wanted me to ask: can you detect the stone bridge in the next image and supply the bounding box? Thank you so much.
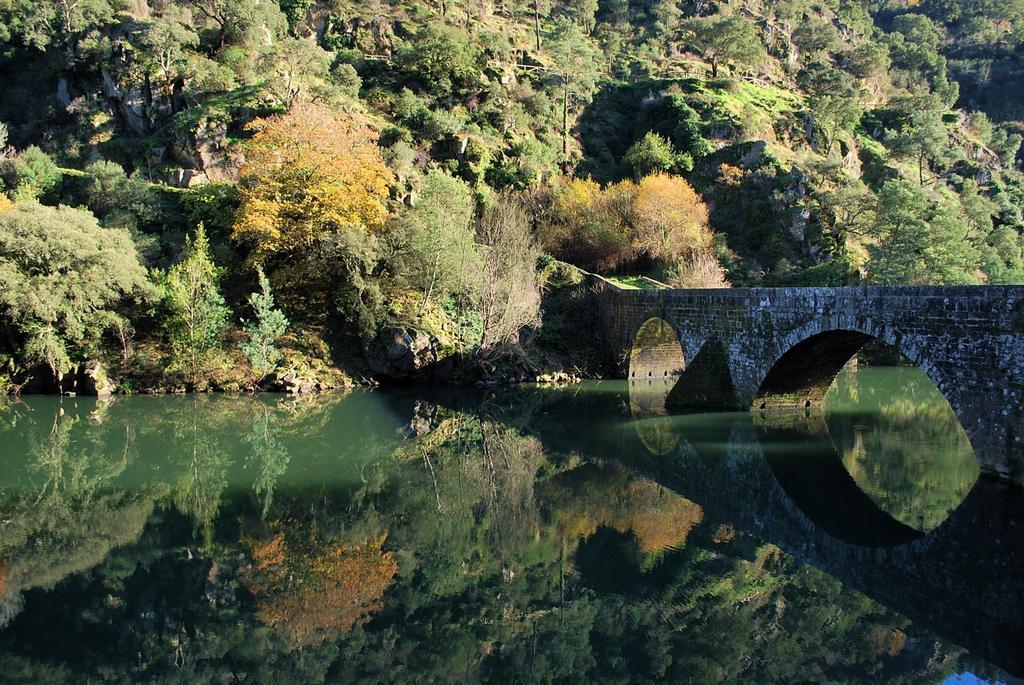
[595,284,1024,481]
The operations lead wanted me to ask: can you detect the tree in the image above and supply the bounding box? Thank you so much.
[0,202,149,378]
[547,17,601,166]
[398,170,478,315]
[632,173,712,264]
[11,0,120,58]
[867,180,982,284]
[259,36,338,110]
[844,42,891,80]
[241,267,288,383]
[792,19,840,56]
[163,224,230,385]
[233,105,394,265]
[83,160,160,233]
[886,95,954,185]
[182,0,285,53]
[623,132,688,179]
[867,180,930,284]
[473,195,541,351]
[682,16,764,78]
[136,13,199,110]
[399,24,483,96]
[798,61,863,155]
[542,177,635,272]
[0,147,61,201]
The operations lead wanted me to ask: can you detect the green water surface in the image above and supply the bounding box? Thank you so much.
[0,366,1013,684]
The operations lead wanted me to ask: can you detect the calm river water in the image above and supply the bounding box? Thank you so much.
[0,366,1021,684]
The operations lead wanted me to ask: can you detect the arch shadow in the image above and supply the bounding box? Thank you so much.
[666,336,741,411]
[755,330,876,413]
[753,329,968,452]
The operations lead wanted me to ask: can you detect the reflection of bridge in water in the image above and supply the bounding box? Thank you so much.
[515,387,1024,677]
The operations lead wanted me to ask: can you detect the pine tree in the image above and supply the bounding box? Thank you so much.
[164,224,229,386]
[241,267,289,382]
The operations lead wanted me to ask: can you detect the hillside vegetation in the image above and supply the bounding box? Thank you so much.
[0,0,1022,390]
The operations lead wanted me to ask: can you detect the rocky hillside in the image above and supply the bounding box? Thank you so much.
[0,0,1022,391]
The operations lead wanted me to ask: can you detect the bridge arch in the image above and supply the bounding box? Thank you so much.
[627,316,687,455]
[628,316,686,381]
[753,325,984,538]
[753,325,959,422]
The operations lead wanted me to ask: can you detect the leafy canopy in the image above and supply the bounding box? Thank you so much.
[0,202,150,375]
[233,104,394,265]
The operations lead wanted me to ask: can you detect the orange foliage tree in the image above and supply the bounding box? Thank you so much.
[632,173,712,264]
[233,104,395,265]
[246,532,398,647]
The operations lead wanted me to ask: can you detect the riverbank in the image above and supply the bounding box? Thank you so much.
[3,262,612,398]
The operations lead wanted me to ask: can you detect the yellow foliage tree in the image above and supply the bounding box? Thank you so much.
[233,104,395,264]
[0,195,12,213]
[544,177,636,272]
[632,173,712,263]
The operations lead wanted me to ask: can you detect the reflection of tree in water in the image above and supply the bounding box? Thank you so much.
[825,366,979,531]
[245,532,398,647]
[244,403,291,519]
[0,401,161,624]
[541,461,703,556]
[0,391,1002,684]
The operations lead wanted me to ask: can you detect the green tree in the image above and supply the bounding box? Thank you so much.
[163,224,230,385]
[886,95,953,185]
[984,225,1024,283]
[844,42,892,80]
[241,267,288,382]
[259,36,338,110]
[10,0,120,59]
[399,24,483,96]
[792,18,840,56]
[682,16,764,78]
[137,12,199,108]
[183,0,286,53]
[547,17,601,166]
[798,61,863,155]
[868,180,932,284]
[1,147,61,201]
[0,202,149,377]
[623,132,688,179]
[399,169,479,315]
[867,180,982,284]
[83,160,160,233]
